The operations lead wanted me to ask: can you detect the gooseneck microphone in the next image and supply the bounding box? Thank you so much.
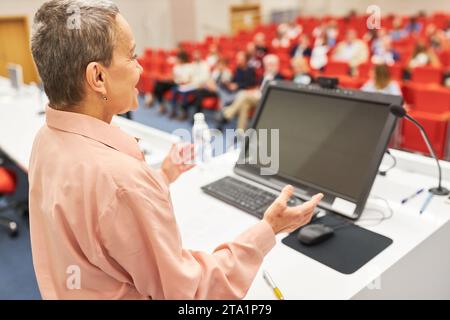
[390,105,449,196]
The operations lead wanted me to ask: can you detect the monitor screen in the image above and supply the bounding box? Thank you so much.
[247,86,392,202]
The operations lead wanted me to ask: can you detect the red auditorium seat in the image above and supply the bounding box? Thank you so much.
[338,76,364,89]
[438,50,450,68]
[324,61,349,76]
[388,64,404,81]
[401,110,450,159]
[0,167,16,195]
[411,66,443,85]
[411,86,450,114]
[201,97,220,110]
[357,62,373,80]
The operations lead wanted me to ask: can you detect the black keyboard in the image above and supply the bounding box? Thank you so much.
[202,176,310,219]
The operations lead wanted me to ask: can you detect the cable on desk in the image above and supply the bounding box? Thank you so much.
[378,150,397,177]
[309,196,394,230]
[356,196,394,227]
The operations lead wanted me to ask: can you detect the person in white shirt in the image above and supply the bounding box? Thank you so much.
[361,64,402,96]
[292,56,313,85]
[185,58,233,121]
[333,29,369,72]
[171,50,210,120]
[408,42,441,69]
[310,35,329,71]
[371,36,400,66]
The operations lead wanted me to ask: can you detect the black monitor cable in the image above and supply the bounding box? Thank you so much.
[378,150,397,177]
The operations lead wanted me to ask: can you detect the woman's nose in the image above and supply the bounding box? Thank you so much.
[137,60,144,74]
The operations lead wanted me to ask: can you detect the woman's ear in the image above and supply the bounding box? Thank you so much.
[85,62,107,96]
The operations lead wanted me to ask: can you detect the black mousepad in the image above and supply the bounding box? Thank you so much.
[281,213,393,274]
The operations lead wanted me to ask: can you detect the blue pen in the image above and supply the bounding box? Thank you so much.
[401,188,424,204]
[420,192,433,214]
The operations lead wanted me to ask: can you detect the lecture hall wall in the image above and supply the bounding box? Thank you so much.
[2,0,450,54]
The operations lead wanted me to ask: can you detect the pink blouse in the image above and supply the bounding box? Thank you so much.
[28,106,276,299]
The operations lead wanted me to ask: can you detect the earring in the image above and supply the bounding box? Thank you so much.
[103,96,108,101]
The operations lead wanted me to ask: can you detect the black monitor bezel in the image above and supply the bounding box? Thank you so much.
[233,80,403,220]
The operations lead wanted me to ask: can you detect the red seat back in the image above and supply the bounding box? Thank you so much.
[0,168,16,195]
[411,66,443,85]
[324,61,349,76]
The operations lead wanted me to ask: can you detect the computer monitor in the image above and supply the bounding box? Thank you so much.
[234,80,403,220]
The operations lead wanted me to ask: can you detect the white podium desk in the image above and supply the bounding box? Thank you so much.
[170,150,450,300]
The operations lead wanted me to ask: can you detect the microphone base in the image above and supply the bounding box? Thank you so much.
[429,186,450,196]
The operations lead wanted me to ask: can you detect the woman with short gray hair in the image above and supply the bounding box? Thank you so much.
[28,0,322,299]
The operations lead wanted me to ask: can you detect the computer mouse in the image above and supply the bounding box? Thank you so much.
[297,224,334,246]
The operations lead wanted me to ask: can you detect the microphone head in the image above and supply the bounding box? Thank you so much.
[390,105,407,118]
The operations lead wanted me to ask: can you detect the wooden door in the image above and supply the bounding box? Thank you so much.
[230,3,261,35]
[0,16,39,84]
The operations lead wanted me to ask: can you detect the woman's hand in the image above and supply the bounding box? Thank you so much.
[263,185,323,234]
[160,143,196,184]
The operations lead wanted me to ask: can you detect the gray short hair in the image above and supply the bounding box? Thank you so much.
[31,0,119,109]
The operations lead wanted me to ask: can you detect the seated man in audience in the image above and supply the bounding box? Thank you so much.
[405,15,423,35]
[172,50,210,120]
[361,64,402,96]
[253,32,269,59]
[183,57,233,121]
[290,34,312,59]
[333,29,369,72]
[216,54,283,131]
[246,42,262,69]
[291,56,314,85]
[224,51,258,105]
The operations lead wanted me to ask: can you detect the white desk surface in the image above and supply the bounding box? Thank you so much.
[2,78,450,299]
[170,148,450,300]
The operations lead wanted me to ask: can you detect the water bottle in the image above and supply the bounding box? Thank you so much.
[192,113,212,167]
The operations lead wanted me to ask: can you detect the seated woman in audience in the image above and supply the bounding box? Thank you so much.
[216,54,283,131]
[151,50,191,114]
[182,57,233,121]
[444,19,450,38]
[333,29,369,72]
[271,30,291,49]
[408,42,441,69]
[291,56,314,85]
[290,34,312,59]
[310,34,330,71]
[426,26,450,52]
[361,64,402,96]
[170,50,210,119]
[205,44,219,68]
